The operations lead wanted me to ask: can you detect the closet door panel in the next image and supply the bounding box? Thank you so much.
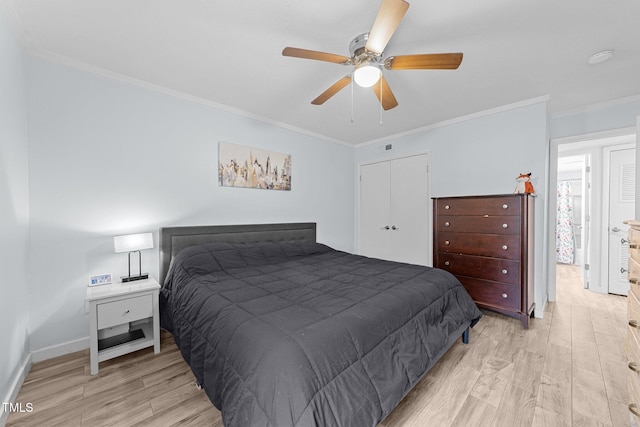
[360,161,391,261]
[390,154,429,266]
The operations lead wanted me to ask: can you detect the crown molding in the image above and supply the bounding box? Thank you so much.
[552,93,640,118]
[356,95,551,148]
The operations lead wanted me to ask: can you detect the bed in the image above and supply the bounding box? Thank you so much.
[159,223,482,427]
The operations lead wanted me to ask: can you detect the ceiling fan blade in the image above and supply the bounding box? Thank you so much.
[385,53,463,70]
[282,47,351,64]
[372,75,398,110]
[311,76,352,105]
[365,0,410,55]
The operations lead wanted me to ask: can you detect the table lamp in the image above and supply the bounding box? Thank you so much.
[114,232,153,282]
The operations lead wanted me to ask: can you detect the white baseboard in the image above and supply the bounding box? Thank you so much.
[31,336,89,364]
[1,352,32,427]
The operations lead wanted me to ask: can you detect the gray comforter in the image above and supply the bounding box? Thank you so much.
[160,242,481,427]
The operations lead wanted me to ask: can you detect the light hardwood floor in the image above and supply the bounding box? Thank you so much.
[7,264,629,426]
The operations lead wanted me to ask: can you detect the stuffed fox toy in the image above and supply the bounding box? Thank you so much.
[514,173,535,194]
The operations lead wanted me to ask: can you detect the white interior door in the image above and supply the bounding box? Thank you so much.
[360,161,391,260]
[389,154,429,265]
[608,147,636,295]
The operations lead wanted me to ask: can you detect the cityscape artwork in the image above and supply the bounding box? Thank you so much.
[218,142,292,191]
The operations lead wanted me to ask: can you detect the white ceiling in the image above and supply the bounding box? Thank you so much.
[7,0,640,145]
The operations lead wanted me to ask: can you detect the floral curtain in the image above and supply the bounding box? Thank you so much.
[556,181,575,264]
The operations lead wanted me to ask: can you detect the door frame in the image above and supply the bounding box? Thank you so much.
[548,127,636,300]
[356,149,432,263]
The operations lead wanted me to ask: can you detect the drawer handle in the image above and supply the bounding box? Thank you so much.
[502,223,508,229]
[630,319,639,329]
[501,293,508,299]
[629,361,640,373]
[445,221,450,227]
[631,278,639,285]
[630,403,640,417]
[502,204,508,209]
[631,244,639,249]
[444,261,450,266]
[502,245,508,250]
[444,205,450,210]
[501,269,508,275]
[445,240,450,246]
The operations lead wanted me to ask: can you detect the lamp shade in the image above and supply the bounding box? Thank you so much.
[114,233,154,253]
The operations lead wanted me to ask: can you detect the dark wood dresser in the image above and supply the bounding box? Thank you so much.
[433,194,535,328]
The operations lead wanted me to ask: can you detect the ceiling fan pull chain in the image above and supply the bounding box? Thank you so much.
[379,78,383,126]
[350,75,355,123]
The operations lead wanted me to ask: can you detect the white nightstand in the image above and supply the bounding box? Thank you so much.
[86,277,161,375]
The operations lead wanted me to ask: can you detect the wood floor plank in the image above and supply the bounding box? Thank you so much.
[450,394,498,427]
[573,366,615,425]
[491,382,537,427]
[6,265,629,427]
[534,374,572,426]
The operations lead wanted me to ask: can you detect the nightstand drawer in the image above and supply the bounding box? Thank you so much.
[97,294,152,329]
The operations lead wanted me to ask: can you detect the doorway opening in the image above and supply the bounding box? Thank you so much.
[550,129,636,300]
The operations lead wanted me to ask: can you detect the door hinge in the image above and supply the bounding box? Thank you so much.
[585,166,591,173]
[584,263,590,271]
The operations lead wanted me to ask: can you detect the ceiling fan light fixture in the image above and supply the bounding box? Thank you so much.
[353,64,381,87]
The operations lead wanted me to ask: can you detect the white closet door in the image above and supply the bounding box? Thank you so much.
[360,161,391,260]
[389,154,429,265]
[608,147,636,295]
[359,153,430,265]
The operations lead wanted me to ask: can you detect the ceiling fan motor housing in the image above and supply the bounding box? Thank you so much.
[349,33,382,66]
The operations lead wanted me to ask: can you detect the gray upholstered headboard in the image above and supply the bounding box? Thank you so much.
[159,222,317,285]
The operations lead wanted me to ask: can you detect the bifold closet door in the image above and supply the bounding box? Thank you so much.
[360,160,392,261]
[359,154,429,266]
[390,155,429,265]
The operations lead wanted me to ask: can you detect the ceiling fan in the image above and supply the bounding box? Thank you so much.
[282,0,463,111]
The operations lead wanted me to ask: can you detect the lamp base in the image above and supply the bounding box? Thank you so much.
[121,273,149,283]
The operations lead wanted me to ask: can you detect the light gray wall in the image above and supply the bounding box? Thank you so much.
[0,2,30,417]
[355,100,550,317]
[26,57,355,351]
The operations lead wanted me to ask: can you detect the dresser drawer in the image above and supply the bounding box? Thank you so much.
[630,226,640,247]
[628,328,640,371]
[631,256,640,283]
[435,196,521,216]
[630,371,640,424]
[437,253,520,285]
[97,294,153,329]
[437,215,520,235]
[630,289,640,344]
[457,276,521,311]
[436,232,521,260]
[629,242,640,264]
[631,270,640,299]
